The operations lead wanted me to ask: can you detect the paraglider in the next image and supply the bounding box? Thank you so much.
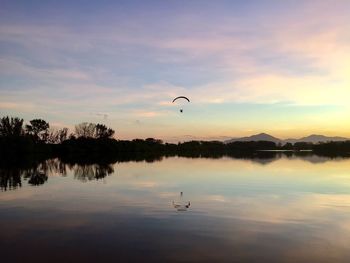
[172,96,190,113]
[172,96,190,103]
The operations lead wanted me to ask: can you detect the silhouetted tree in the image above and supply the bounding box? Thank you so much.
[312,141,350,156]
[0,116,24,137]
[75,122,96,138]
[95,124,115,139]
[58,128,69,142]
[227,141,277,152]
[145,138,163,144]
[25,119,50,142]
[282,142,293,150]
[47,128,69,144]
[294,142,313,150]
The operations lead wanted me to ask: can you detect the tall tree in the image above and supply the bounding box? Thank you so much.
[75,122,96,138]
[0,116,24,137]
[95,124,115,139]
[25,119,50,142]
[47,127,69,144]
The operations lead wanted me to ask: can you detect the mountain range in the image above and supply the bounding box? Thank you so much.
[225,133,349,144]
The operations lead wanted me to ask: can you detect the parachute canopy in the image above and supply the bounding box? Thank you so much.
[172,96,190,103]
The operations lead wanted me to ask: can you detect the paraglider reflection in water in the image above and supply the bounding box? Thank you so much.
[172,96,190,113]
[172,191,190,211]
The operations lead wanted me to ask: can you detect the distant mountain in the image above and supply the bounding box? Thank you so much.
[225,133,349,144]
[225,133,281,144]
[284,134,349,144]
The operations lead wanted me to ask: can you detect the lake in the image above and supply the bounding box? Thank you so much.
[1,154,350,262]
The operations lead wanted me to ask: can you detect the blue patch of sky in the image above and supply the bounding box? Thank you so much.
[0,0,298,26]
[0,77,36,91]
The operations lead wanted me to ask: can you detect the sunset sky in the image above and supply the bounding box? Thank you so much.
[1,0,350,141]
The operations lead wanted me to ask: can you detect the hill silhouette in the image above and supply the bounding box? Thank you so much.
[226,133,349,144]
[225,133,282,143]
[284,134,349,144]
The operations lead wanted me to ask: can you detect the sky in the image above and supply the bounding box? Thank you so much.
[1,0,350,141]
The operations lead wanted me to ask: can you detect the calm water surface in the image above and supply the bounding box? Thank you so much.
[1,155,350,262]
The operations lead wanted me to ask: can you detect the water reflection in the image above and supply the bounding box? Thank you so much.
[23,168,48,186]
[2,154,350,262]
[0,159,113,190]
[172,192,191,211]
[0,169,22,191]
[1,152,350,192]
[73,163,114,182]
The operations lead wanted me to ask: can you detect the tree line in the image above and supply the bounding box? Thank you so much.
[0,116,115,142]
[1,115,350,161]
